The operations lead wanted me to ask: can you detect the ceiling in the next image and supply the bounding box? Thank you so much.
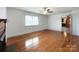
[15,7,79,15]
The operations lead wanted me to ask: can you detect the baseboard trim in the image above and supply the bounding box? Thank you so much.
[7,29,49,39]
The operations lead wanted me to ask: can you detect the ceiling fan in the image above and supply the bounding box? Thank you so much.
[41,7,53,15]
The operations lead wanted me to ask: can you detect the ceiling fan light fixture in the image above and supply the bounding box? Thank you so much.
[43,10,47,14]
[41,7,53,15]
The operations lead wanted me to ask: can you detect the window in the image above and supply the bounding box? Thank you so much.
[25,15,39,26]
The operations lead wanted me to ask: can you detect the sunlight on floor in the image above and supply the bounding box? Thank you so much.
[64,32,67,37]
[25,37,39,48]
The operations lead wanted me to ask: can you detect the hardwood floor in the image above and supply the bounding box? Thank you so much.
[7,30,79,52]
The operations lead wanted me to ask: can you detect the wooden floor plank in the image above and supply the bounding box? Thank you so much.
[7,30,79,52]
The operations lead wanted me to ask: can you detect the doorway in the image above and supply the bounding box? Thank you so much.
[61,16,71,34]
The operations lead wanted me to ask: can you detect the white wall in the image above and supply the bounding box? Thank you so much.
[48,12,71,31]
[0,7,7,19]
[48,10,79,36]
[7,8,48,38]
[7,7,79,37]
[71,10,79,36]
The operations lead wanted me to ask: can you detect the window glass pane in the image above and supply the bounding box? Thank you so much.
[32,16,39,25]
[25,16,32,26]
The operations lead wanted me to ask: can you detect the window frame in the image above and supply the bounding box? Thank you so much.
[25,15,39,26]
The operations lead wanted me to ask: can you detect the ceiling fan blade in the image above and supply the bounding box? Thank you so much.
[40,7,53,14]
[47,9,53,13]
